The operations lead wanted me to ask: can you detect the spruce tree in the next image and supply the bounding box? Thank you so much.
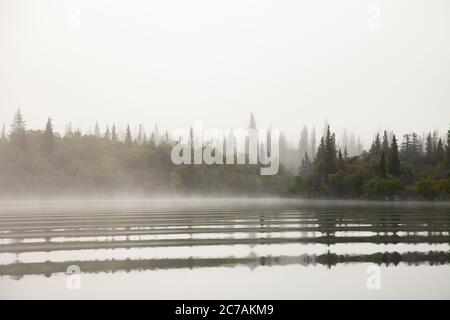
[324,126,337,175]
[310,127,316,158]
[435,138,445,163]
[42,117,55,154]
[382,130,390,155]
[370,133,382,158]
[401,134,411,157]
[104,126,110,139]
[425,133,433,164]
[10,109,27,151]
[137,124,144,145]
[143,133,147,145]
[402,133,421,162]
[298,126,309,162]
[299,152,312,176]
[0,124,6,142]
[94,122,101,137]
[338,149,345,170]
[111,124,117,141]
[314,137,326,174]
[379,151,387,178]
[388,135,400,177]
[125,125,132,146]
[313,126,338,176]
[248,113,257,130]
[149,132,156,148]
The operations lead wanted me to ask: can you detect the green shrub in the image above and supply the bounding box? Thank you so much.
[362,177,405,199]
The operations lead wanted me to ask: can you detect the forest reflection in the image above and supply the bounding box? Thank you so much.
[0,200,449,278]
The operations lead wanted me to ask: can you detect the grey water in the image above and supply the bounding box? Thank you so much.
[0,199,449,299]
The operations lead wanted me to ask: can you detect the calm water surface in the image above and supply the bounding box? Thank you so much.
[0,199,449,299]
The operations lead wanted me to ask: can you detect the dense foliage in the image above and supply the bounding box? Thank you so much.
[1,110,449,200]
[292,126,450,200]
[0,110,289,197]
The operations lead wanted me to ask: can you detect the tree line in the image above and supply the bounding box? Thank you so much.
[293,125,450,200]
[0,109,287,197]
[1,109,449,199]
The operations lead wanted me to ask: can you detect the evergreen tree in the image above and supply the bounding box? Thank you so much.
[338,148,345,170]
[435,138,445,163]
[42,117,55,154]
[153,124,160,146]
[248,113,257,130]
[388,135,401,177]
[125,125,132,146]
[382,130,390,155]
[65,122,73,136]
[94,122,101,137]
[315,126,338,176]
[401,133,411,155]
[356,136,364,155]
[425,133,433,164]
[299,152,312,176]
[104,126,110,139]
[401,133,421,162]
[325,128,338,174]
[164,131,169,143]
[411,133,422,160]
[370,133,382,157]
[149,132,156,148]
[379,151,387,178]
[111,124,117,141]
[314,137,326,174]
[10,109,27,151]
[137,124,144,145]
[0,124,6,142]
[298,125,309,162]
[310,126,316,158]
[143,133,147,145]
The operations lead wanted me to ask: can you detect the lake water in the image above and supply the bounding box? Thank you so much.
[0,199,449,299]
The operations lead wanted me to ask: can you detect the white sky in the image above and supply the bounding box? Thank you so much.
[1,0,449,146]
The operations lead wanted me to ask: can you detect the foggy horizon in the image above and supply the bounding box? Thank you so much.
[1,108,450,150]
[1,0,450,147]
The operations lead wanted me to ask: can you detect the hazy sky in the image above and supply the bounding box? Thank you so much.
[1,0,449,146]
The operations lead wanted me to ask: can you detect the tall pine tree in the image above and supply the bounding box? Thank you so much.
[370,133,382,157]
[388,135,400,177]
[111,124,117,141]
[10,109,27,151]
[382,130,390,155]
[425,133,433,164]
[42,117,55,155]
[435,138,445,163]
[125,125,132,147]
[379,151,387,178]
[0,124,6,142]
